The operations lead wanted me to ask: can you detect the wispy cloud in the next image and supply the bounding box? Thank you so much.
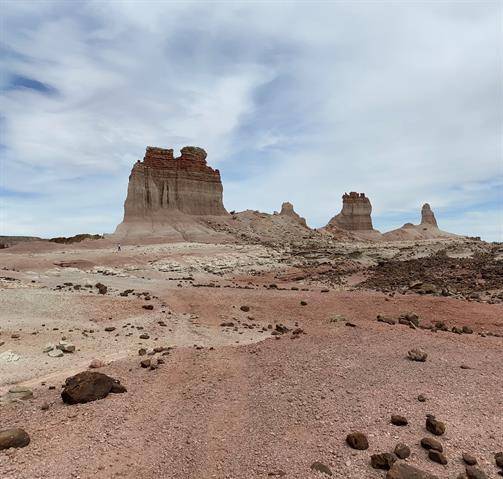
[1,1,501,241]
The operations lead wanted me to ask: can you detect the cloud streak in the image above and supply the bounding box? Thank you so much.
[1,0,501,240]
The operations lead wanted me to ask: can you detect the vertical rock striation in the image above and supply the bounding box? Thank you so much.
[122,146,227,220]
[326,192,374,231]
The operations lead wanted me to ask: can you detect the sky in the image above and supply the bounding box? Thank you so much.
[1,0,502,241]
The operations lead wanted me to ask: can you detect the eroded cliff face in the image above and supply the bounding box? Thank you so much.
[420,203,438,227]
[122,146,227,219]
[326,192,374,231]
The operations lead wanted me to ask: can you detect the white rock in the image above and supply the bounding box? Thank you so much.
[48,349,64,358]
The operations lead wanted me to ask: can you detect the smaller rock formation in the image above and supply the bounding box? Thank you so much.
[421,203,438,227]
[327,192,373,231]
[383,203,457,241]
[279,202,308,228]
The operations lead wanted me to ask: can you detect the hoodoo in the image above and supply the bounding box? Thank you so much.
[114,146,228,239]
[421,203,438,227]
[326,192,374,231]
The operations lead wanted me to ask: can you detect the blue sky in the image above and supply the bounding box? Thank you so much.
[1,0,502,241]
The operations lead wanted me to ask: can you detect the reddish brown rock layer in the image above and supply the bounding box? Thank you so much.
[326,192,374,231]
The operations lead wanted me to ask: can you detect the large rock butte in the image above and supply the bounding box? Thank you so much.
[326,192,374,231]
[279,202,308,228]
[114,146,228,239]
[122,146,226,217]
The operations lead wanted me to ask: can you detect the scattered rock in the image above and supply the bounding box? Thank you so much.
[346,432,369,450]
[418,394,427,402]
[371,452,398,470]
[386,462,439,479]
[104,326,116,332]
[465,466,488,479]
[310,461,332,475]
[48,349,64,358]
[89,359,105,369]
[142,304,154,310]
[426,415,446,436]
[408,348,428,362]
[394,443,411,459]
[40,402,49,411]
[7,386,33,401]
[391,415,408,426]
[428,450,447,465]
[462,453,477,466]
[61,371,126,404]
[240,305,250,312]
[56,341,75,353]
[300,300,308,306]
[377,314,396,325]
[420,437,443,452]
[139,333,150,339]
[0,428,30,450]
[140,359,151,368]
[494,452,503,468]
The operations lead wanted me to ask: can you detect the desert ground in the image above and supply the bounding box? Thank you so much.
[1,237,502,479]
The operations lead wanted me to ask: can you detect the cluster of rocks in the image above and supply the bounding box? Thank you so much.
[139,345,171,370]
[43,340,75,357]
[340,415,499,478]
[377,312,502,338]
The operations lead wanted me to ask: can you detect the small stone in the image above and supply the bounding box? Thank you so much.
[139,333,150,339]
[89,359,105,369]
[462,453,477,465]
[426,415,446,436]
[391,415,408,426]
[462,326,473,334]
[42,343,55,353]
[386,463,439,479]
[494,452,503,468]
[310,461,332,475]
[418,394,427,402]
[40,402,49,411]
[142,304,154,310]
[394,443,411,459]
[0,428,30,450]
[371,453,397,470]
[240,305,250,312]
[300,301,308,306]
[48,349,64,357]
[8,386,33,401]
[346,432,369,450]
[408,348,427,362]
[421,437,443,452]
[57,341,75,353]
[140,359,151,368]
[428,450,447,465]
[465,466,488,479]
[104,327,116,332]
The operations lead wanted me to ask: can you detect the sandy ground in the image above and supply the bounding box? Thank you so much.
[1,240,502,478]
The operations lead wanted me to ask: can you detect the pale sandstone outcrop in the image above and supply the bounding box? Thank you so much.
[279,202,308,228]
[325,192,374,231]
[421,203,438,227]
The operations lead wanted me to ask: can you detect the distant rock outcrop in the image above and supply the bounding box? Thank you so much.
[279,202,308,228]
[325,192,375,231]
[383,203,457,241]
[421,203,438,227]
[114,146,229,239]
